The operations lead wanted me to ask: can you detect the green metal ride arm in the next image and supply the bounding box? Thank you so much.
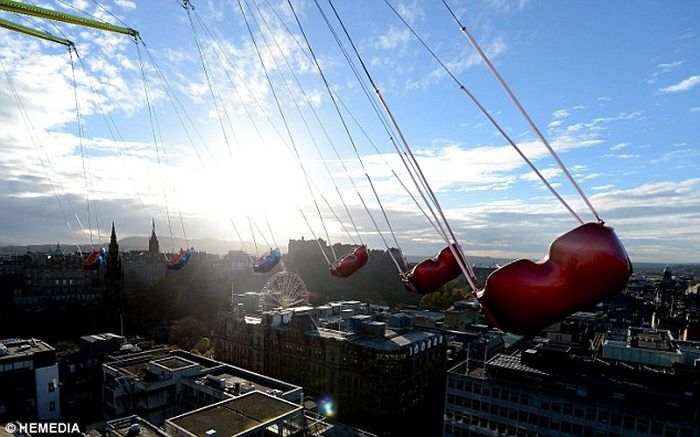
[0,0,138,38]
[0,16,73,46]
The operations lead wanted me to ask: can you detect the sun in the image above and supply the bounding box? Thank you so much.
[168,130,317,243]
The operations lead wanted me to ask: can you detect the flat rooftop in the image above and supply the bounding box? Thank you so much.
[351,329,441,352]
[0,338,53,361]
[487,352,550,376]
[154,356,197,370]
[630,327,677,351]
[105,416,168,437]
[169,391,301,436]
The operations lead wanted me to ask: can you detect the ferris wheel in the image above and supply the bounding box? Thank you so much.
[260,271,310,311]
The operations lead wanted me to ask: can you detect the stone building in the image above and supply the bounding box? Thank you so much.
[213,306,446,436]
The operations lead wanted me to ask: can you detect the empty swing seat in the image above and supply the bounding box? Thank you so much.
[477,222,632,335]
[402,244,464,294]
[330,245,369,278]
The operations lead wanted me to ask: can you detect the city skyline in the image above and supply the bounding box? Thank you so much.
[0,1,698,264]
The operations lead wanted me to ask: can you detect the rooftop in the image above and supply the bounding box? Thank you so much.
[0,338,53,361]
[105,416,169,437]
[629,327,678,352]
[351,328,442,352]
[154,356,198,371]
[487,352,550,376]
[168,391,301,437]
[81,333,125,343]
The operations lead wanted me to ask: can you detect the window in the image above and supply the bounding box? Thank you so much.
[49,401,55,411]
[48,382,55,392]
[520,393,529,406]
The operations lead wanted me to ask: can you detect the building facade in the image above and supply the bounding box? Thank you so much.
[213,306,447,436]
[8,250,104,307]
[444,343,699,436]
[0,338,60,421]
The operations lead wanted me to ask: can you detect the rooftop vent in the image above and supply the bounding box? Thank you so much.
[127,423,140,436]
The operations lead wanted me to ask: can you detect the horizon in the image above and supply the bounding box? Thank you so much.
[2,234,698,267]
[1,1,698,265]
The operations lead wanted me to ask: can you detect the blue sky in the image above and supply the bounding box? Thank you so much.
[0,0,698,264]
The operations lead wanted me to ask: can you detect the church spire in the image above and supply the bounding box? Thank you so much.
[105,221,124,335]
[110,222,117,246]
[149,218,160,255]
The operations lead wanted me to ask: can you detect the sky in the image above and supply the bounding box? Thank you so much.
[0,0,698,264]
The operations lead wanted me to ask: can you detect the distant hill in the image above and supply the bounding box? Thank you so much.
[404,254,508,268]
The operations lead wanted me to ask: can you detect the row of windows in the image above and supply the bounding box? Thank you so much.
[14,294,101,303]
[448,385,530,406]
[0,360,33,372]
[15,288,97,296]
[446,400,695,437]
[450,384,679,433]
[449,379,614,421]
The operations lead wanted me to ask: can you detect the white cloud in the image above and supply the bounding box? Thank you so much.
[591,184,616,191]
[610,142,631,151]
[604,153,639,159]
[485,0,531,13]
[658,75,700,93]
[552,109,569,119]
[395,1,425,25]
[520,167,561,182]
[646,60,684,84]
[114,0,136,10]
[548,120,563,129]
[375,26,411,50]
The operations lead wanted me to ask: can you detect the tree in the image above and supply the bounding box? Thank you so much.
[169,316,207,350]
[419,287,468,310]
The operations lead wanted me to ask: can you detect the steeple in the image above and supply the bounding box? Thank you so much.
[149,218,160,255]
[107,222,120,267]
[110,222,118,247]
[105,221,124,334]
